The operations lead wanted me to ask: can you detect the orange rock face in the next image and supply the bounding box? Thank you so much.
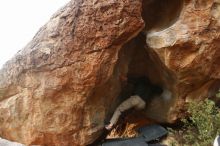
[0,0,144,145]
[146,0,220,121]
[0,0,219,145]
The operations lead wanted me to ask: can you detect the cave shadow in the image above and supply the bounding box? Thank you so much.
[87,0,184,145]
[88,34,174,146]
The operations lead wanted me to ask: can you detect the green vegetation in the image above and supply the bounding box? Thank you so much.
[181,99,220,146]
[168,97,220,146]
[216,90,220,98]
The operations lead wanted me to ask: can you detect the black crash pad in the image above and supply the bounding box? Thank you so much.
[137,124,168,142]
[101,137,148,146]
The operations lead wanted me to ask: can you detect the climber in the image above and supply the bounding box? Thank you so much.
[105,76,172,130]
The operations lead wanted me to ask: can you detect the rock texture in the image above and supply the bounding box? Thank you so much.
[0,0,219,145]
[146,0,220,120]
[0,0,144,145]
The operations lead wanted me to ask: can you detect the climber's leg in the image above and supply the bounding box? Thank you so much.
[105,95,146,130]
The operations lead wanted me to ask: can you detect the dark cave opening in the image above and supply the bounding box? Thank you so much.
[103,0,184,140]
[88,33,175,146]
[88,0,184,145]
[106,34,175,137]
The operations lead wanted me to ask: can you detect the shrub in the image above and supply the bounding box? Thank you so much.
[181,99,220,146]
[216,90,220,98]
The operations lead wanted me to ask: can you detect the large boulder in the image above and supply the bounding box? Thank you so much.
[0,0,219,145]
[0,0,144,145]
